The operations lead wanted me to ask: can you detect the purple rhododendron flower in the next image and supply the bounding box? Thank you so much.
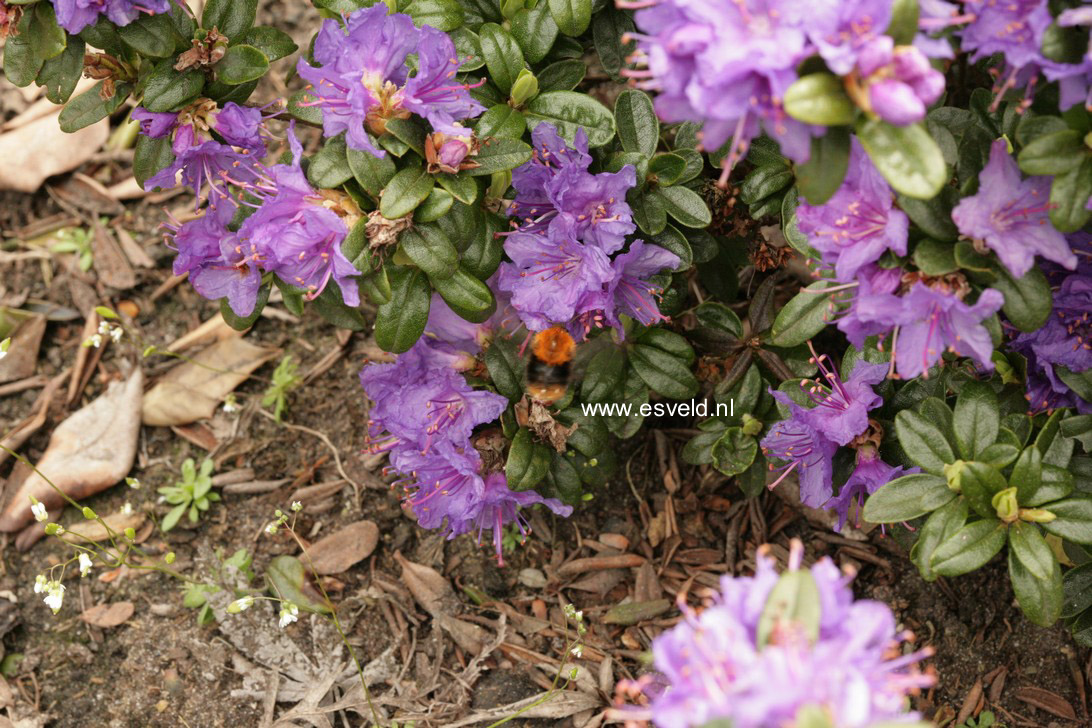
[856,36,946,125]
[835,264,906,348]
[1010,256,1092,413]
[960,0,1052,71]
[212,102,270,153]
[234,128,359,306]
[796,138,909,282]
[629,0,818,173]
[452,473,573,567]
[629,544,933,728]
[952,139,1076,278]
[799,355,887,447]
[296,5,482,156]
[914,0,963,59]
[54,0,171,34]
[496,222,616,332]
[509,125,636,254]
[761,397,839,507]
[894,284,1004,379]
[391,445,486,533]
[132,108,177,139]
[806,0,892,75]
[827,448,918,530]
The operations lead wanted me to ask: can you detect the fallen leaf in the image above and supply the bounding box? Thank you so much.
[89,223,136,290]
[80,601,135,628]
[558,554,645,577]
[61,511,145,544]
[0,111,109,193]
[1013,686,1077,720]
[394,551,458,617]
[303,521,379,575]
[0,368,142,532]
[142,338,278,426]
[603,599,673,626]
[0,315,45,383]
[445,690,600,727]
[50,174,124,216]
[265,555,331,614]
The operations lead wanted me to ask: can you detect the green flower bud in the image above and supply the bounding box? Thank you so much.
[992,487,1019,522]
[124,527,136,541]
[488,170,512,199]
[741,413,763,437]
[165,552,176,564]
[943,460,967,491]
[510,69,539,107]
[82,507,97,520]
[44,523,62,536]
[1019,508,1057,523]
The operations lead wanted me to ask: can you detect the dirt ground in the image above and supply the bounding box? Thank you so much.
[1,3,1090,727]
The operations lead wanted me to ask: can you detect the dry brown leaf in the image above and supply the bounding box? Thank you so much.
[394,551,457,617]
[0,112,108,193]
[142,337,278,426]
[445,690,600,727]
[1013,686,1077,720]
[79,601,135,628]
[0,368,142,532]
[0,315,45,383]
[61,511,145,544]
[89,223,136,290]
[303,521,379,575]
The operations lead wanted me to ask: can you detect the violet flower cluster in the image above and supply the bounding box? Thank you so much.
[619,543,933,728]
[296,4,485,158]
[148,106,360,317]
[760,350,916,527]
[53,0,171,35]
[794,135,1012,380]
[360,309,571,564]
[497,124,680,340]
[1010,234,1092,413]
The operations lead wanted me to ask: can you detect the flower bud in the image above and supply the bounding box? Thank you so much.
[165,552,176,564]
[1019,508,1057,523]
[943,460,966,491]
[992,487,1019,522]
[510,69,540,107]
[82,507,97,520]
[741,413,763,436]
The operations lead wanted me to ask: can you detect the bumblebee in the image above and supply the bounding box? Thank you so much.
[526,326,576,405]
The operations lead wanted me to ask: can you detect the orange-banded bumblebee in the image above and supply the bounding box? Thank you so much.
[526,326,576,405]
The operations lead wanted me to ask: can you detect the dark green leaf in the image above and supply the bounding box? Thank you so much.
[403,0,465,30]
[202,0,258,39]
[1040,496,1092,545]
[592,7,634,77]
[430,267,496,322]
[856,119,948,200]
[305,134,352,188]
[581,349,625,403]
[266,555,331,614]
[142,61,205,112]
[953,381,999,460]
[478,23,525,95]
[475,104,528,140]
[740,164,793,206]
[484,337,524,401]
[960,461,1008,519]
[885,0,921,44]
[931,519,1007,577]
[1017,129,1085,175]
[380,165,435,219]
[399,225,459,279]
[347,142,396,197]
[912,238,958,275]
[1012,446,1043,504]
[1062,562,1092,618]
[711,428,758,477]
[795,127,850,205]
[1010,521,1054,581]
[59,82,131,133]
[898,188,959,241]
[895,410,956,474]
[526,91,615,147]
[767,282,836,348]
[506,428,552,491]
[28,2,68,61]
[648,153,687,187]
[450,27,484,71]
[630,345,699,399]
[695,301,742,338]
[537,59,585,93]
[241,26,297,61]
[312,282,367,331]
[374,267,431,353]
[436,173,479,205]
[36,37,85,105]
[989,261,1053,332]
[862,473,957,523]
[615,89,659,157]
[548,0,592,36]
[287,88,324,125]
[133,133,176,188]
[384,116,427,156]
[911,497,969,581]
[219,283,270,331]
[632,188,667,235]
[2,20,44,88]
[415,187,454,223]
[1009,547,1062,627]
[509,4,558,64]
[118,12,181,58]
[1049,157,1092,233]
[654,185,711,228]
[783,73,855,126]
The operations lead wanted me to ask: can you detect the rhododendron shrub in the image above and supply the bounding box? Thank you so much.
[8,0,1092,691]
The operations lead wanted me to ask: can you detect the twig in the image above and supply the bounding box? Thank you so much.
[255,408,361,502]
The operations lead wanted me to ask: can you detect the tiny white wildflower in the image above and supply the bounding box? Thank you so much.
[228,596,255,613]
[87,334,103,348]
[43,582,65,613]
[78,553,93,577]
[290,501,302,512]
[126,477,140,489]
[570,645,583,658]
[31,501,48,522]
[120,502,133,516]
[98,321,111,335]
[109,326,123,343]
[278,602,299,628]
[265,522,279,535]
[0,338,9,361]
[222,394,239,414]
[34,575,48,594]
